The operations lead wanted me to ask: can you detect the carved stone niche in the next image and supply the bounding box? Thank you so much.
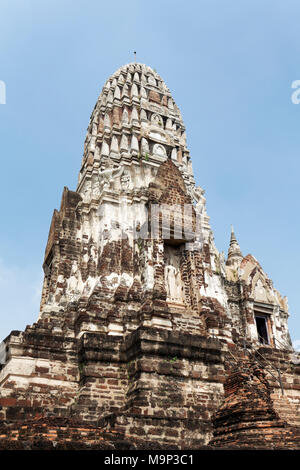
[164,243,185,305]
[151,113,164,128]
[120,170,131,191]
[153,143,166,157]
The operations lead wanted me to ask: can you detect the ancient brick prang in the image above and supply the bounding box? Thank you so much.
[1,62,300,449]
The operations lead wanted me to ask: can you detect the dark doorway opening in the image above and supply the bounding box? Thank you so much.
[255,315,269,344]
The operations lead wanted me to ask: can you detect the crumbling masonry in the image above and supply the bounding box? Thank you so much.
[0,63,300,449]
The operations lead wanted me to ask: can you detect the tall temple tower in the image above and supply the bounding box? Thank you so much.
[0,63,299,449]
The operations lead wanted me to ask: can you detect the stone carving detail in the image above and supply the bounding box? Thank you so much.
[122,108,129,124]
[68,261,81,300]
[120,170,131,190]
[99,160,124,191]
[148,74,156,86]
[151,113,163,128]
[82,280,92,297]
[193,186,206,213]
[164,245,184,303]
[153,143,166,156]
[83,180,92,202]
[101,140,110,157]
[120,134,128,152]
[141,137,149,155]
[254,278,267,302]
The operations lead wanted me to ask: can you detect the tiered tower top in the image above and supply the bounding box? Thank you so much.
[76,62,195,200]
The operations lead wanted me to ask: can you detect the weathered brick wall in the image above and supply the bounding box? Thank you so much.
[0,323,227,447]
[209,360,300,449]
[0,328,79,422]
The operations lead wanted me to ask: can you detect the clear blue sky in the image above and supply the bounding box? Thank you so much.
[0,0,299,343]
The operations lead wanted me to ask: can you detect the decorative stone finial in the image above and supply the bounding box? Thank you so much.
[226,225,243,267]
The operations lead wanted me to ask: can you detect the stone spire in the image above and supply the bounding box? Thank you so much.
[39,62,203,312]
[77,62,196,202]
[226,225,243,267]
